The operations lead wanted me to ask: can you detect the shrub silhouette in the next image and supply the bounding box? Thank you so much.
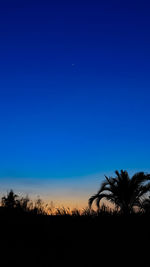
[1,190,46,215]
[1,190,18,209]
[89,170,150,215]
[16,195,30,212]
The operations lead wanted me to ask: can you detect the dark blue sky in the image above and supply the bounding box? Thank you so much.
[0,1,150,204]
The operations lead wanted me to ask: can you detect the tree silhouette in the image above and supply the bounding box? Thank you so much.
[1,190,18,209]
[89,170,150,214]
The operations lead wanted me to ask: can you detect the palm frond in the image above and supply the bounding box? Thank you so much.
[97,181,109,195]
[131,172,148,186]
[88,194,99,208]
[95,193,112,208]
[138,183,150,197]
[89,170,150,214]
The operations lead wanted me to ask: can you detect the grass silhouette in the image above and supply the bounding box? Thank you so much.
[0,170,150,266]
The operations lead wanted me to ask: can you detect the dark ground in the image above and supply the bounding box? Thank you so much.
[0,213,149,267]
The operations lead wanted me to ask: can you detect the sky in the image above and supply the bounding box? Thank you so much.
[0,0,150,209]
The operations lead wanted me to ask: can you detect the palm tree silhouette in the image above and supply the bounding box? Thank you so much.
[89,170,150,214]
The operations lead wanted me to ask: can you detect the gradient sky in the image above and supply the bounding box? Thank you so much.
[0,0,150,208]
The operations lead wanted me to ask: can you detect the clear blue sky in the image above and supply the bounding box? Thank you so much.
[0,0,150,206]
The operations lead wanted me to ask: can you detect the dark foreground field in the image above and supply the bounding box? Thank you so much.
[0,213,150,267]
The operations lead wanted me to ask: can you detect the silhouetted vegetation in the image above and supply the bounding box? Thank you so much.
[89,170,150,215]
[0,190,44,215]
[1,170,150,266]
